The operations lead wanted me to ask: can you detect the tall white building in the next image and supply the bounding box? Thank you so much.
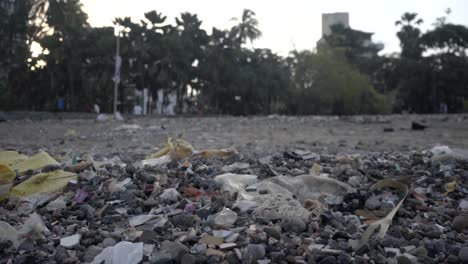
[321,12,349,37]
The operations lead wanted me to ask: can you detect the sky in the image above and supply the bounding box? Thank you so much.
[81,0,468,56]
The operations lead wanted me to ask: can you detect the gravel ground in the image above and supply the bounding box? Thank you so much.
[0,114,467,160]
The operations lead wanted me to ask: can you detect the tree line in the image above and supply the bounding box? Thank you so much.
[1,1,467,115]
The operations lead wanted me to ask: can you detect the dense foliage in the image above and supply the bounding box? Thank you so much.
[1,1,467,114]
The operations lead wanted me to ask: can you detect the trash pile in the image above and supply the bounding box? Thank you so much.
[1,141,468,264]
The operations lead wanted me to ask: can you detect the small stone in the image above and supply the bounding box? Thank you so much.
[151,252,173,263]
[190,244,207,254]
[160,240,189,262]
[280,217,306,233]
[206,248,224,257]
[459,246,468,263]
[396,255,412,264]
[447,254,459,264]
[199,235,224,246]
[83,245,103,263]
[225,233,240,243]
[365,195,381,210]
[60,234,81,248]
[181,254,197,264]
[452,215,468,232]
[54,247,69,261]
[18,239,35,252]
[263,227,281,240]
[408,246,428,257]
[319,256,337,264]
[226,252,240,264]
[246,244,265,261]
[219,243,237,250]
[170,214,195,230]
[101,238,116,248]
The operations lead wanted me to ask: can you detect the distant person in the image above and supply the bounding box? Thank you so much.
[94,104,100,114]
[133,105,143,115]
[57,97,65,112]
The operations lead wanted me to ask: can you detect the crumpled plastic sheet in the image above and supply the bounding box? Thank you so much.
[10,151,59,175]
[10,170,77,197]
[430,145,468,163]
[0,213,48,249]
[214,208,238,227]
[0,151,28,166]
[215,173,355,221]
[90,241,143,264]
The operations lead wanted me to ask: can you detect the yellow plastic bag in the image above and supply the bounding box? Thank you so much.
[10,170,76,197]
[11,151,59,175]
[0,164,15,198]
[0,151,28,166]
[147,137,194,161]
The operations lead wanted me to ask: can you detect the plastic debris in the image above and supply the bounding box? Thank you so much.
[147,137,194,161]
[9,170,76,197]
[221,162,250,172]
[0,164,15,198]
[214,173,258,200]
[194,148,238,159]
[159,188,180,203]
[350,179,408,250]
[46,195,67,211]
[91,241,143,264]
[10,151,59,175]
[0,150,28,165]
[214,208,238,227]
[74,189,89,203]
[60,234,81,248]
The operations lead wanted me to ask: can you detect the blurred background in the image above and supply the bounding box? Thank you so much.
[1,0,468,116]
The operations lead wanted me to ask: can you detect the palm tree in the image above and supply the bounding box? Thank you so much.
[230,9,262,47]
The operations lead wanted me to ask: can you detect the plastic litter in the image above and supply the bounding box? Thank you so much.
[11,151,59,175]
[194,148,238,159]
[108,178,132,193]
[214,208,238,227]
[74,189,89,203]
[159,188,180,203]
[9,170,76,197]
[349,179,408,250]
[147,137,194,161]
[0,151,28,165]
[430,145,468,163]
[91,241,143,264]
[46,195,67,211]
[221,162,250,172]
[214,173,258,200]
[60,234,81,248]
[0,213,48,249]
[0,164,15,198]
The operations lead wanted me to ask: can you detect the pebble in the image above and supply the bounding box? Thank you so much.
[459,247,468,263]
[199,235,224,246]
[246,244,266,261]
[60,234,81,248]
[264,227,281,239]
[280,217,306,233]
[319,256,337,264]
[452,215,468,232]
[365,195,381,210]
[101,238,116,248]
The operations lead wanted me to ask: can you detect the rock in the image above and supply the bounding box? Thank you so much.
[170,214,195,230]
[60,234,81,248]
[181,254,197,264]
[245,244,265,261]
[408,246,428,257]
[101,238,116,248]
[206,248,224,257]
[226,252,241,264]
[18,239,35,252]
[452,215,468,232]
[459,246,468,263]
[411,121,427,130]
[280,217,306,233]
[54,247,69,261]
[199,235,224,246]
[396,255,413,264]
[219,243,237,250]
[319,256,337,264]
[190,244,207,254]
[225,233,240,243]
[263,227,281,240]
[365,195,381,210]
[160,240,189,262]
[447,254,459,264]
[83,245,103,263]
[150,252,173,263]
